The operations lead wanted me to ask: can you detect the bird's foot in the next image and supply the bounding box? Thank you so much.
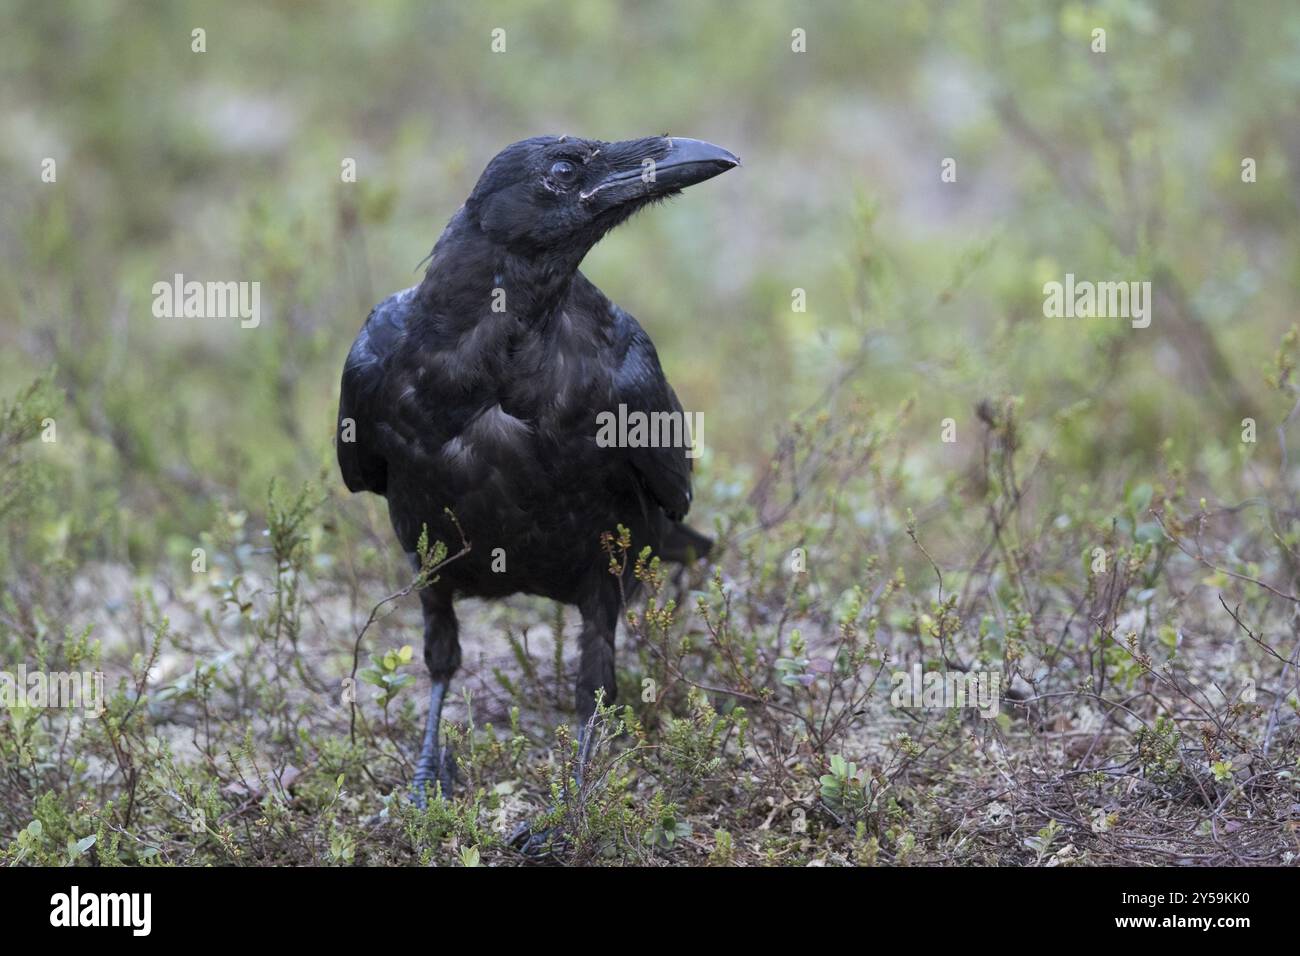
[410,744,456,809]
[508,811,568,859]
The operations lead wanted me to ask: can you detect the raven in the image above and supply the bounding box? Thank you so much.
[336,135,738,829]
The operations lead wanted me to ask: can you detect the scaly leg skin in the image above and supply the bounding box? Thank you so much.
[411,680,454,808]
[411,588,461,809]
[509,714,597,856]
[511,592,616,857]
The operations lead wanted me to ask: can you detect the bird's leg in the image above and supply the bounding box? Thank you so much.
[411,588,460,809]
[573,705,601,792]
[411,679,450,807]
[512,593,617,855]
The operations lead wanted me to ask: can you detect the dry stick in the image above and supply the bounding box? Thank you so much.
[616,533,814,736]
[905,521,969,676]
[643,619,808,730]
[1219,595,1300,757]
[1218,595,1292,666]
[1151,510,1298,604]
[347,522,471,748]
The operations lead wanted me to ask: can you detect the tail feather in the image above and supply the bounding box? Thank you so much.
[661,521,713,564]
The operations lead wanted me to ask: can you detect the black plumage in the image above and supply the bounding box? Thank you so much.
[336,135,737,826]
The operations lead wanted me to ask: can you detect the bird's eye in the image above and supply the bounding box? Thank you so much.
[549,160,577,183]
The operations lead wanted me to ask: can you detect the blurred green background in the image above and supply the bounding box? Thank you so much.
[2,0,1298,573]
[5,0,1300,870]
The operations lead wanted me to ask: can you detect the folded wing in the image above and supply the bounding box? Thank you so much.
[609,306,694,522]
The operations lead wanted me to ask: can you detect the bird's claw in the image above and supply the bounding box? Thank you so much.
[410,744,456,809]
[508,819,567,858]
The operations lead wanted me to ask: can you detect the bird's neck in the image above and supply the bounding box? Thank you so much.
[415,212,585,330]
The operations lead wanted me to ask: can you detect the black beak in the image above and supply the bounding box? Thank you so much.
[650,137,741,190]
[581,137,740,209]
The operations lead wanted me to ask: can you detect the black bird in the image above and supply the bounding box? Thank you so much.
[336,135,738,829]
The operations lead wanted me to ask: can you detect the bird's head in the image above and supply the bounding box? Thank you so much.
[464,134,740,264]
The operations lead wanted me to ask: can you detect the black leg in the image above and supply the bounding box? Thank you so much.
[573,709,598,790]
[412,680,451,806]
[412,588,460,808]
[574,591,619,728]
[511,589,618,855]
[574,586,620,782]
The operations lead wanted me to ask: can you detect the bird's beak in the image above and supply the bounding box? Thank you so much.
[580,137,740,209]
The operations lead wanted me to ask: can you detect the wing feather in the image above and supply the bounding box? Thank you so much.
[610,307,694,521]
